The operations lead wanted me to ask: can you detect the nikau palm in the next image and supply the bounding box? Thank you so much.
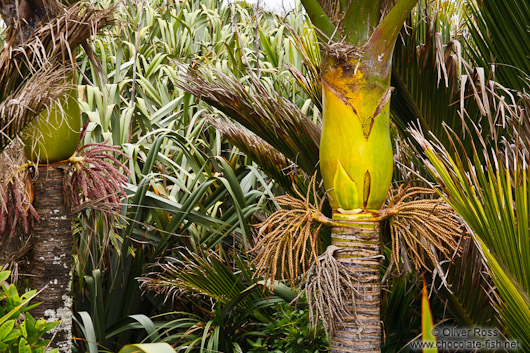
[179,0,464,352]
[107,0,530,351]
[309,1,417,350]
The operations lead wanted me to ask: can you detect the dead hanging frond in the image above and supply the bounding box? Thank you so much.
[138,260,189,305]
[177,65,321,176]
[62,141,130,214]
[387,186,463,273]
[0,141,39,238]
[0,65,74,150]
[500,91,530,171]
[0,2,113,152]
[250,174,324,286]
[294,245,361,336]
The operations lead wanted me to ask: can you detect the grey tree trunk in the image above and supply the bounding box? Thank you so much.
[331,216,382,353]
[0,0,48,43]
[28,166,72,353]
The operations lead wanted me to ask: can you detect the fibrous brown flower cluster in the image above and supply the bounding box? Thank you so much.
[388,186,463,272]
[250,175,323,287]
[294,245,361,336]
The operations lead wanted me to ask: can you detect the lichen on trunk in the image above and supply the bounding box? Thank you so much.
[27,166,73,353]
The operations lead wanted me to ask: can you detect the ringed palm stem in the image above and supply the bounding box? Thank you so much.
[321,53,391,349]
[330,214,381,352]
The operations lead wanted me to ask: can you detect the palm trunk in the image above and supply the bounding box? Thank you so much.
[0,0,48,43]
[330,213,381,352]
[28,166,72,353]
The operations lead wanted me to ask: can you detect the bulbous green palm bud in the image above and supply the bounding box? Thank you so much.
[22,83,81,163]
[320,56,393,212]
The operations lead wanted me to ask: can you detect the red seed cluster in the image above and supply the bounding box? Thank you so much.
[0,168,39,237]
[65,142,130,211]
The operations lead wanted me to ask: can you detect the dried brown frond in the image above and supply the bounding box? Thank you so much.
[501,91,530,171]
[0,2,113,152]
[387,186,463,273]
[294,245,361,336]
[0,65,74,151]
[138,260,188,305]
[62,141,130,214]
[177,65,321,175]
[0,141,39,239]
[393,133,425,184]
[250,174,323,286]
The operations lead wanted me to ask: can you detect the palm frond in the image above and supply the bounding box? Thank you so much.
[434,237,497,327]
[411,89,530,348]
[177,66,321,175]
[138,249,270,319]
[208,116,306,194]
[390,5,484,154]
[466,0,530,91]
